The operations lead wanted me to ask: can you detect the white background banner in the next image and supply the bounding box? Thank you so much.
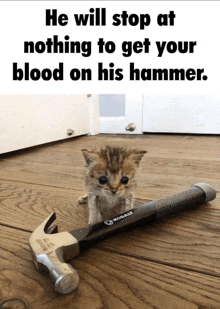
[0,1,219,94]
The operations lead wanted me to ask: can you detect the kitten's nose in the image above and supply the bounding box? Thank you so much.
[111,188,117,194]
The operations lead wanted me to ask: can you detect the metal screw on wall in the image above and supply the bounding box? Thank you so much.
[67,129,74,136]
[125,123,136,132]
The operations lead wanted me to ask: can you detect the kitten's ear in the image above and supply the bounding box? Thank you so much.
[129,150,147,166]
[81,149,99,166]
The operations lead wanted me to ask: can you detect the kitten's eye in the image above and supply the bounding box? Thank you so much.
[98,176,108,185]
[121,176,129,185]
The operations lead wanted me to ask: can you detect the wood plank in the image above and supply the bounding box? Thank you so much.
[1,225,220,309]
[0,180,147,231]
[1,163,219,200]
[1,134,220,196]
[2,152,220,183]
[0,154,85,190]
[2,134,220,163]
[0,180,88,231]
[0,180,220,279]
[135,173,220,200]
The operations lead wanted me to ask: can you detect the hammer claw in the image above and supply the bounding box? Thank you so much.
[43,212,57,233]
[46,225,58,234]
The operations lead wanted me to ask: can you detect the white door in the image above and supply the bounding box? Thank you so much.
[0,94,90,154]
[99,94,220,135]
[99,94,143,134]
[142,95,220,134]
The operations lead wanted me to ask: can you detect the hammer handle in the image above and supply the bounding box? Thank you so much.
[71,183,215,253]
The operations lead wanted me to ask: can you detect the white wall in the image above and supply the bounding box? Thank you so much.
[143,94,220,134]
[99,95,125,117]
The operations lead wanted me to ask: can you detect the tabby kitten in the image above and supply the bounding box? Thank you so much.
[78,145,146,225]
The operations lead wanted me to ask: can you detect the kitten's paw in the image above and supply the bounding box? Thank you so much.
[89,213,103,225]
[78,195,88,204]
[89,218,100,225]
[124,203,134,211]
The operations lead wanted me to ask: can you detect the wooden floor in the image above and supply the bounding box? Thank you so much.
[1,134,220,309]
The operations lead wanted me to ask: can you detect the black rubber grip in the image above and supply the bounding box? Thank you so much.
[71,203,157,253]
[156,187,206,219]
[71,185,212,254]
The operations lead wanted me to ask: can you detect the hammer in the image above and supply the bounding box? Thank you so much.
[29,183,216,294]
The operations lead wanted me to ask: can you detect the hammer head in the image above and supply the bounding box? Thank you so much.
[29,213,80,294]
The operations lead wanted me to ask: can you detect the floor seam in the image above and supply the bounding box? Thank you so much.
[0,178,82,192]
[0,223,32,233]
[96,246,220,281]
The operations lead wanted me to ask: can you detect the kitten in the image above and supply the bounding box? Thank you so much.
[78,145,146,225]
